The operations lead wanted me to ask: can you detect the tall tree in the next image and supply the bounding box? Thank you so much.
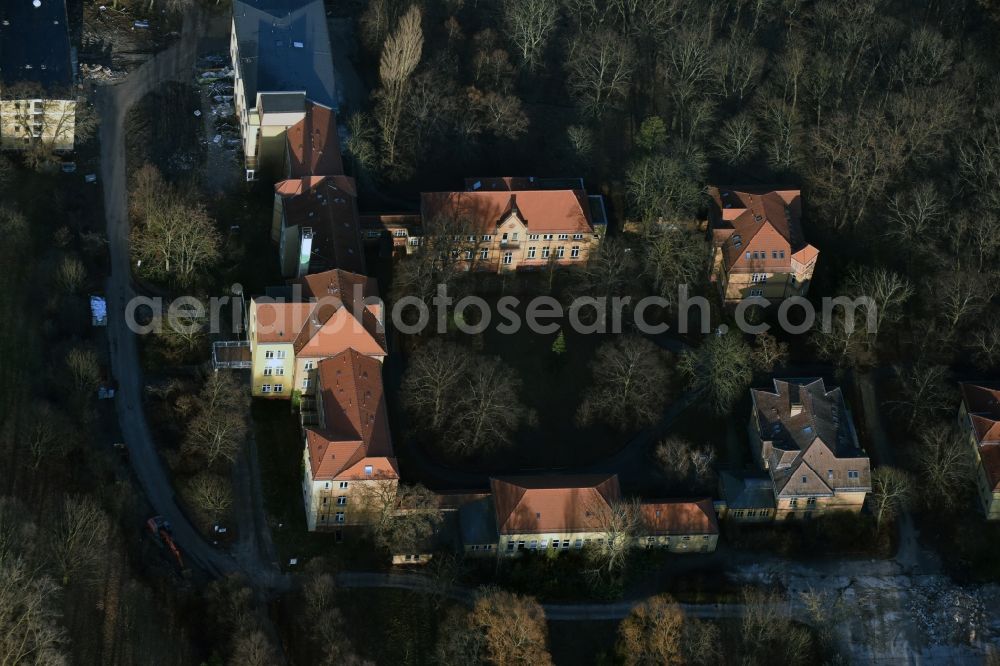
[678,331,754,413]
[870,467,913,529]
[451,356,531,454]
[375,5,424,176]
[402,338,473,432]
[565,29,635,117]
[577,335,672,431]
[503,0,559,70]
[616,594,686,665]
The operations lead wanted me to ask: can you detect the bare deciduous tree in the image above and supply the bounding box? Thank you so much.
[503,0,559,70]
[49,495,112,586]
[470,588,553,665]
[678,331,754,413]
[183,473,233,527]
[655,437,715,489]
[375,6,424,175]
[402,338,473,432]
[587,498,640,575]
[914,424,974,512]
[870,466,913,529]
[616,594,685,665]
[451,356,531,454]
[130,164,220,287]
[181,372,248,468]
[356,480,442,555]
[577,335,671,431]
[566,30,635,117]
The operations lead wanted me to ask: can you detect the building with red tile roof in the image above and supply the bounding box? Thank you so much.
[248,268,386,399]
[362,178,607,272]
[457,475,719,555]
[708,187,819,302]
[301,349,399,531]
[958,383,1000,520]
[638,499,719,552]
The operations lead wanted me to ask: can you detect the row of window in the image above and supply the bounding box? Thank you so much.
[260,384,284,393]
[469,544,495,551]
[746,250,786,261]
[319,512,345,523]
[322,481,351,489]
[456,246,583,262]
[731,509,770,518]
[263,350,287,359]
[262,366,284,376]
[321,496,349,505]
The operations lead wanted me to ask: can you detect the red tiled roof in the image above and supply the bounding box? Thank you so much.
[285,101,343,178]
[640,499,719,536]
[709,187,817,273]
[251,269,386,356]
[421,189,593,234]
[960,383,1000,491]
[305,349,397,480]
[489,474,620,535]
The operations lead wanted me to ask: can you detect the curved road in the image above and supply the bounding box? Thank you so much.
[99,10,238,580]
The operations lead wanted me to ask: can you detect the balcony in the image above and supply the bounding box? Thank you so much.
[212,340,251,369]
[499,239,520,248]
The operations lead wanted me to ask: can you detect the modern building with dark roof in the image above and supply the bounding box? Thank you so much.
[230,0,338,179]
[0,0,73,88]
[749,378,871,519]
[958,382,1000,520]
[0,0,77,152]
[708,187,819,302]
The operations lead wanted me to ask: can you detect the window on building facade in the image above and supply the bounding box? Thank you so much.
[558,233,569,240]
[480,248,489,260]
[542,247,550,259]
[503,251,512,265]
[573,233,584,240]
[364,465,373,476]
[556,247,565,258]
[848,470,859,479]
[527,247,536,259]
[274,384,283,392]
[482,235,492,242]
[261,384,272,393]
[337,496,347,505]
[339,481,349,489]
[570,246,580,258]
[302,378,309,389]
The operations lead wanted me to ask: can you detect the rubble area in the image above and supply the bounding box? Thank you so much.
[193,53,241,191]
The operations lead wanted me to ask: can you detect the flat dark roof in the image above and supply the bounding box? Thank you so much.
[0,0,73,89]
[233,0,336,110]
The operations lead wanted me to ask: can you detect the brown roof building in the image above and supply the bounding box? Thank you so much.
[958,383,1000,519]
[749,378,870,518]
[301,349,399,531]
[459,475,719,555]
[709,187,819,302]
[248,269,386,399]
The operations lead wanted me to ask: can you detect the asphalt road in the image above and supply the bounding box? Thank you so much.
[98,9,238,580]
[335,571,758,621]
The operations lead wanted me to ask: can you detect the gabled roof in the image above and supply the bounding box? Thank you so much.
[285,101,343,178]
[232,0,336,110]
[640,499,719,536]
[275,175,365,275]
[960,382,1000,491]
[490,474,620,535]
[0,0,73,88]
[251,268,386,356]
[751,378,871,498]
[305,349,397,480]
[709,187,817,273]
[421,188,594,235]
